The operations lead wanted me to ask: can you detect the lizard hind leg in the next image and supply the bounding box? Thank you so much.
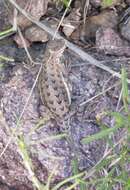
[38,104,54,126]
[57,116,71,133]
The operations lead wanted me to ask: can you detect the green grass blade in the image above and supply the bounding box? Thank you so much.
[82,125,121,144]
[17,135,45,190]
[72,159,86,190]
[0,27,16,39]
[0,55,14,62]
[52,172,85,190]
[62,0,70,7]
[101,0,113,7]
[121,68,129,112]
[108,112,126,126]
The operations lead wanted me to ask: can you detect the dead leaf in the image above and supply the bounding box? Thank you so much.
[62,8,81,37]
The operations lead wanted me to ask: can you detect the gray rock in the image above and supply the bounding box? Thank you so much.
[125,0,130,5]
[90,0,101,8]
[96,27,130,56]
[120,17,130,42]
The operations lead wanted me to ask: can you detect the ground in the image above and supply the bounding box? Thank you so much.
[0,0,130,190]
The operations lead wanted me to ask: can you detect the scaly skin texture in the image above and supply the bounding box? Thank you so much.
[38,39,71,126]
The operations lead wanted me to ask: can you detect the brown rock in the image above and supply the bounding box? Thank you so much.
[120,20,130,42]
[14,33,31,48]
[8,0,49,47]
[25,25,49,43]
[96,27,130,56]
[74,0,83,8]
[70,25,82,41]
[125,0,130,5]
[90,0,102,8]
[119,8,130,42]
[9,0,49,29]
[80,9,118,42]
[13,17,59,47]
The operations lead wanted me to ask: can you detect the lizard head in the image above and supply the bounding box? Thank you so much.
[47,39,66,57]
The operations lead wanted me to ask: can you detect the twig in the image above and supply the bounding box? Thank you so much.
[80,82,120,106]
[53,0,72,40]
[17,27,34,64]
[18,64,42,123]
[0,7,17,40]
[7,0,130,83]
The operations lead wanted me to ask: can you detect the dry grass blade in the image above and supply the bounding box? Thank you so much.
[53,0,73,40]
[80,82,120,106]
[83,0,90,24]
[0,8,17,39]
[60,71,71,105]
[17,135,45,190]
[121,68,129,112]
[52,172,84,190]
[17,27,34,64]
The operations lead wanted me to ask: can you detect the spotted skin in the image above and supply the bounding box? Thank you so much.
[38,39,71,127]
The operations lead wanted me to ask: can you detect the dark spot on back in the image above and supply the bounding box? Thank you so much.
[61,106,65,111]
[54,86,58,91]
[47,92,51,96]
[57,100,62,104]
[52,80,56,84]
[56,94,60,98]
[46,84,49,89]
[44,76,48,81]
[52,107,56,111]
[59,80,63,84]
[51,73,55,77]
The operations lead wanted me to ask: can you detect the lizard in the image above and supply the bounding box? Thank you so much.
[38,39,95,168]
[38,39,72,130]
